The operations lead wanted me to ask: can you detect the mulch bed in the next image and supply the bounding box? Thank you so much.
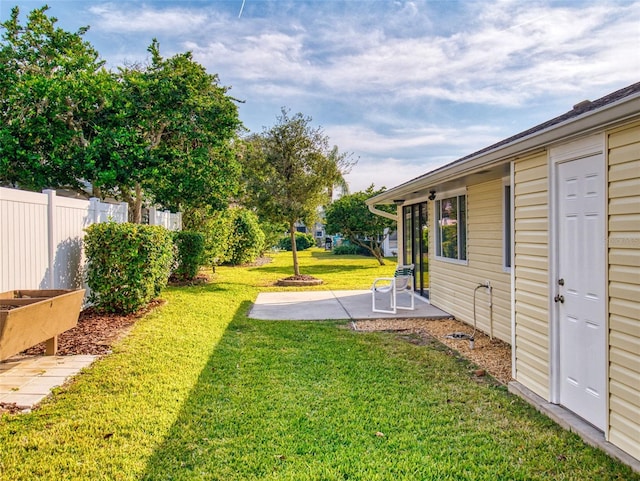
[352,318,512,385]
[0,300,164,414]
[21,299,165,357]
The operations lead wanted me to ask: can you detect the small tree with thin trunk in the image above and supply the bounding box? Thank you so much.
[240,109,354,277]
[324,185,396,265]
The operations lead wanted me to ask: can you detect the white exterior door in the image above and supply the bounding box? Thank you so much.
[556,153,606,431]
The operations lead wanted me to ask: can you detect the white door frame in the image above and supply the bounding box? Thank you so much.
[549,133,608,432]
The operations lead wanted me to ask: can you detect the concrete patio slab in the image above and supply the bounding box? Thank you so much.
[249,291,349,320]
[248,289,451,321]
[0,354,97,410]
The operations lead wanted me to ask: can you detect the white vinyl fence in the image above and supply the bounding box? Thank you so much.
[0,187,128,292]
[148,207,182,231]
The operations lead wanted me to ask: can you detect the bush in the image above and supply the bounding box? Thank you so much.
[172,231,205,280]
[278,232,315,251]
[85,222,174,314]
[332,243,360,255]
[226,208,265,265]
[182,208,232,268]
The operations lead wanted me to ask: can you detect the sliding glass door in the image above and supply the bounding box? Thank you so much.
[403,202,429,298]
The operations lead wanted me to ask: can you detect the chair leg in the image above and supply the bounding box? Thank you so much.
[371,280,397,314]
[391,287,396,312]
[396,290,415,311]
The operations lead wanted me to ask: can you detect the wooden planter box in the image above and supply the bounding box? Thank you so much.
[0,289,85,361]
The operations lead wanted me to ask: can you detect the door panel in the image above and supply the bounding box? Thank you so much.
[557,154,606,430]
[403,202,429,298]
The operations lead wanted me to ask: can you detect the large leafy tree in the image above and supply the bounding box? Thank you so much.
[241,109,354,276]
[116,41,243,221]
[0,6,110,191]
[324,185,397,265]
[1,7,242,222]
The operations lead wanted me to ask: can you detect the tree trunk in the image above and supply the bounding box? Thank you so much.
[289,220,300,276]
[91,185,102,199]
[121,183,144,223]
[372,245,386,266]
[132,183,143,224]
[350,236,386,266]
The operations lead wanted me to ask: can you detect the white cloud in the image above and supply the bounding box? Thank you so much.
[345,156,442,193]
[76,0,639,193]
[89,3,210,34]
[325,124,502,156]
[89,1,639,109]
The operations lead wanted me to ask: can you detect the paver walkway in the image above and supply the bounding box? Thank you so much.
[0,354,97,410]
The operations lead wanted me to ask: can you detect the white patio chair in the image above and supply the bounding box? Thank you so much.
[371,264,415,314]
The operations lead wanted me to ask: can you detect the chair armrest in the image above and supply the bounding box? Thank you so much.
[372,277,395,291]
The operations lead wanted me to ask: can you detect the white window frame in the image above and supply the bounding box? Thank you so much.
[434,188,468,265]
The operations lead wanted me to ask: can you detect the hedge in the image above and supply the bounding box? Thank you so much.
[85,222,174,314]
[226,208,265,265]
[172,231,205,280]
[278,232,315,251]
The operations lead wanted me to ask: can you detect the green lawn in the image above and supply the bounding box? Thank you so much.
[0,249,636,480]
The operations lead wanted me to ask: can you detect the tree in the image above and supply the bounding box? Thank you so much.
[0,6,110,192]
[324,185,397,265]
[79,41,242,221]
[240,109,355,277]
[1,7,242,222]
[112,40,243,221]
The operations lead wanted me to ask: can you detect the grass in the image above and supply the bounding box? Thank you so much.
[0,248,636,480]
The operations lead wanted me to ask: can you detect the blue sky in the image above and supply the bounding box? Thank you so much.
[2,1,639,192]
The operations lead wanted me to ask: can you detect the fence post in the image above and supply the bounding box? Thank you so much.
[89,197,100,224]
[120,202,128,223]
[43,189,56,289]
[148,207,157,225]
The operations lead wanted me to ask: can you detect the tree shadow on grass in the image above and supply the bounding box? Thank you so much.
[137,300,638,481]
[139,300,255,480]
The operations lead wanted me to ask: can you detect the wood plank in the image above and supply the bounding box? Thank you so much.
[0,298,46,307]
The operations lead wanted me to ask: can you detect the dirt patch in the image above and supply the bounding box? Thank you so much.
[168,274,210,287]
[352,318,512,385]
[0,402,23,414]
[21,299,165,356]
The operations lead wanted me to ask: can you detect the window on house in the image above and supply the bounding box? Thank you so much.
[435,194,467,261]
[504,184,512,270]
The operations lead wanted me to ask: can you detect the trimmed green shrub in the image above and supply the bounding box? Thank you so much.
[227,208,265,265]
[332,243,360,255]
[182,207,233,268]
[85,222,174,314]
[278,232,315,251]
[172,231,205,280]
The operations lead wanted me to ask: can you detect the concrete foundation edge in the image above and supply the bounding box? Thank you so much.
[508,381,639,474]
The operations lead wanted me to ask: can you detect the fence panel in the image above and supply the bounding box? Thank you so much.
[149,207,182,231]
[0,188,130,292]
[50,192,93,290]
[0,188,50,291]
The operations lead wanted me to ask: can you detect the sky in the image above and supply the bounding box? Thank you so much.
[2,0,639,193]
